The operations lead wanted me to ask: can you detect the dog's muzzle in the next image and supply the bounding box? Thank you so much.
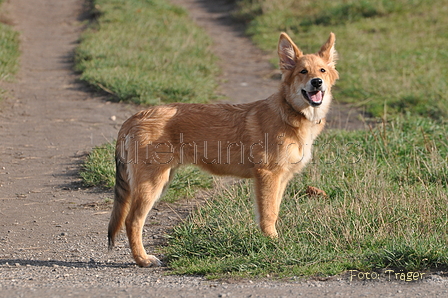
[302,78,325,107]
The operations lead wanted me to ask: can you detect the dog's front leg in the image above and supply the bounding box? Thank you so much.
[253,169,285,238]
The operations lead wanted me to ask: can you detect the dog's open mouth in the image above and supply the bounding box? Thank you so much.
[302,90,324,106]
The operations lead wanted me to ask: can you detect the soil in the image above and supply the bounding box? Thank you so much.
[0,0,446,296]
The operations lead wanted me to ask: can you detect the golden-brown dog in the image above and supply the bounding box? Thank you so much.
[108,32,339,267]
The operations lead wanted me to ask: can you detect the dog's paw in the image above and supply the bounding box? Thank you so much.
[137,255,162,267]
[260,226,278,238]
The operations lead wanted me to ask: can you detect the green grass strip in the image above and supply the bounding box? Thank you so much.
[75,0,219,105]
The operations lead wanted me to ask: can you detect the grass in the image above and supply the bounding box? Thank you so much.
[233,0,448,119]
[0,23,19,81]
[0,1,20,106]
[79,141,213,203]
[75,0,219,105]
[165,115,448,278]
[80,142,116,188]
[0,1,20,82]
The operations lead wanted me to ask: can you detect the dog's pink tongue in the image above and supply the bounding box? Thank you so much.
[309,91,323,103]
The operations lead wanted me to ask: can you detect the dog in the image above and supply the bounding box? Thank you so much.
[108,32,339,267]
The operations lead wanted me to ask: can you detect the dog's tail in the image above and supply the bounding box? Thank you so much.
[107,154,131,251]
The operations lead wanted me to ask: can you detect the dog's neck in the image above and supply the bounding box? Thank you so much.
[300,105,327,124]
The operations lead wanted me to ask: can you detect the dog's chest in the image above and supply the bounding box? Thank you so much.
[276,126,319,171]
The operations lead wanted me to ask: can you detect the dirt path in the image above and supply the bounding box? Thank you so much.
[0,0,446,296]
[171,0,279,104]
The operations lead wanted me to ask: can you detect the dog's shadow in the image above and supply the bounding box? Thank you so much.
[0,258,140,269]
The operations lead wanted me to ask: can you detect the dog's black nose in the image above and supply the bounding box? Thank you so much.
[311,78,323,88]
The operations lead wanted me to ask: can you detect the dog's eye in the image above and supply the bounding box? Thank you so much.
[320,68,326,73]
[300,69,308,74]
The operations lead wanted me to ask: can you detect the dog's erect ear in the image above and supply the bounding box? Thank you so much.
[278,32,303,71]
[318,32,338,68]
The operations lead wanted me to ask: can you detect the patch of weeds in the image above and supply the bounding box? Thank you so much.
[80,142,115,188]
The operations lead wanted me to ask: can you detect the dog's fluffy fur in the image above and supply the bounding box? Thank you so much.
[108,32,339,267]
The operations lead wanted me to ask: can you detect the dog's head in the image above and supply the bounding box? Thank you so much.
[278,33,339,122]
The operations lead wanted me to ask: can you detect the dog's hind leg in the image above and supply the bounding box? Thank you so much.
[125,166,172,267]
